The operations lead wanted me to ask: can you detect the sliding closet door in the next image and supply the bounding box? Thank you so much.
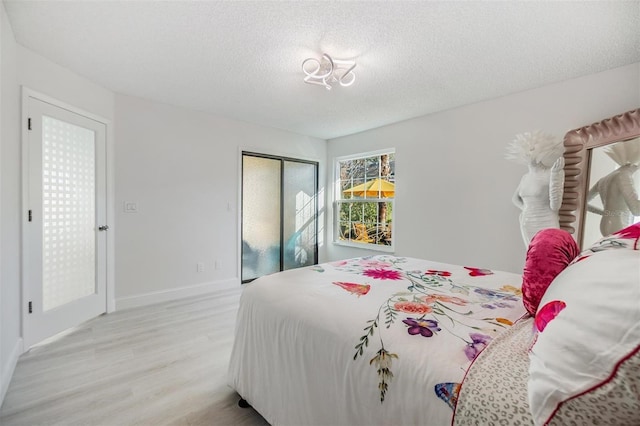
[241,155,282,281]
[241,152,318,283]
[283,160,317,271]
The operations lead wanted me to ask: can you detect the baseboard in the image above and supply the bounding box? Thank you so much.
[1,337,23,407]
[115,278,240,311]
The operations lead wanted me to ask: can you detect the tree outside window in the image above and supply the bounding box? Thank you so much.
[335,150,395,249]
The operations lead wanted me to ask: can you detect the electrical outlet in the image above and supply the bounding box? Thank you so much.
[197,262,204,273]
[123,201,138,213]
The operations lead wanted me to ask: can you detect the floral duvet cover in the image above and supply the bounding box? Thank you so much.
[228,255,527,426]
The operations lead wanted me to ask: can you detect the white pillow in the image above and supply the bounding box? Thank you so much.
[527,226,640,426]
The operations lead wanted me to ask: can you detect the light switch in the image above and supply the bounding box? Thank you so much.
[124,201,138,213]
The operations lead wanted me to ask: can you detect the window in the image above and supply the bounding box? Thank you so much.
[335,149,395,250]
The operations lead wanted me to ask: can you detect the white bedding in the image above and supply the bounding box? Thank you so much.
[228,255,526,426]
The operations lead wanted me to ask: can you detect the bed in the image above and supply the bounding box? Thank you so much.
[228,224,640,426]
[228,255,526,425]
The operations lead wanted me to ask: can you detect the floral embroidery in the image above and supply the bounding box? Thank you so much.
[496,317,513,326]
[394,301,433,315]
[425,269,452,277]
[499,285,523,296]
[422,294,467,306]
[535,300,566,332]
[435,382,461,410]
[344,256,521,404]
[369,348,398,403]
[333,281,370,297]
[363,268,403,280]
[476,293,517,310]
[464,333,492,361]
[359,259,392,268]
[497,302,514,308]
[464,266,494,276]
[474,287,519,302]
[403,318,441,337]
[590,239,627,252]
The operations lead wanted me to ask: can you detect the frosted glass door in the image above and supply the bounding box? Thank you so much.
[25,95,107,348]
[283,161,317,270]
[42,115,97,311]
[242,155,282,281]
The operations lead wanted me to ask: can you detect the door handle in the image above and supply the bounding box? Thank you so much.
[98,225,109,231]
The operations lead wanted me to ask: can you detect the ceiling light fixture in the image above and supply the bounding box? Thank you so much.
[302,53,356,90]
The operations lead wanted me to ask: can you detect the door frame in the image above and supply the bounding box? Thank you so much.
[21,87,115,350]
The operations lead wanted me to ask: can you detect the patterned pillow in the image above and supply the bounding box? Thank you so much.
[528,223,640,426]
[453,318,534,425]
[548,348,640,425]
[521,228,579,315]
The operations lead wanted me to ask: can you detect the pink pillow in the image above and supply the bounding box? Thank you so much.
[521,228,579,315]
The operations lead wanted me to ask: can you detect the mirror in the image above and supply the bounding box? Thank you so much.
[559,108,640,247]
[581,139,640,247]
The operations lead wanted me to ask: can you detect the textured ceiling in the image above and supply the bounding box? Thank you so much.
[4,1,640,139]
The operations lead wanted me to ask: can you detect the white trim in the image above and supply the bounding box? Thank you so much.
[333,148,396,252]
[115,279,240,311]
[239,144,321,165]
[21,88,109,124]
[20,87,30,349]
[333,239,395,253]
[20,87,115,344]
[0,10,3,408]
[105,109,116,313]
[334,147,396,163]
[237,148,242,281]
[0,338,23,406]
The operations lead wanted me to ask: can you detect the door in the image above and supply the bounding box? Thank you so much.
[24,96,107,348]
[241,152,318,282]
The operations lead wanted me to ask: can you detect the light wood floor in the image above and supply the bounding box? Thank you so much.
[0,288,269,426]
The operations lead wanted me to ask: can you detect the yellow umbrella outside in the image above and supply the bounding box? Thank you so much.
[342,178,395,198]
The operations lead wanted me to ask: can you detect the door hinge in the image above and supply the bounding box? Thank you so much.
[28,118,32,130]
[28,301,33,314]
[28,210,32,222]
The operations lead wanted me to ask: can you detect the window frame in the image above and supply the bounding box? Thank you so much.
[333,148,395,252]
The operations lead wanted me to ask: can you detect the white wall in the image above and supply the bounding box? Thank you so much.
[0,17,326,402]
[18,49,115,120]
[1,0,5,403]
[326,63,640,273]
[1,2,20,404]
[113,94,327,308]
[1,1,4,402]
[1,19,116,404]
[1,0,4,403]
